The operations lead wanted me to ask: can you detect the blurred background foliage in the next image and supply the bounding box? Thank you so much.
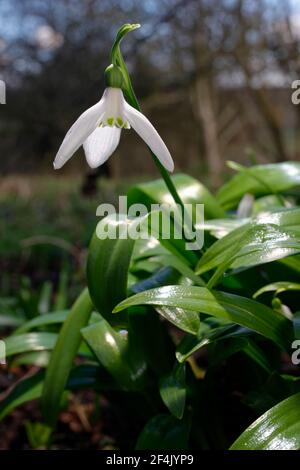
[0,0,299,183]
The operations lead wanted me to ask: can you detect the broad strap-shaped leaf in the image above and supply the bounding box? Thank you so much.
[81,315,148,390]
[5,332,57,357]
[128,173,225,219]
[0,370,44,420]
[199,207,300,262]
[176,322,229,362]
[11,351,51,368]
[200,218,247,239]
[41,288,93,427]
[148,254,205,286]
[13,310,69,335]
[135,413,191,450]
[254,282,300,298]
[87,216,136,322]
[113,286,293,350]
[159,363,186,419]
[196,222,300,278]
[127,306,174,377]
[87,213,197,322]
[0,315,24,328]
[0,365,113,422]
[155,306,200,335]
[13,310,101,335]
[230,393,300,450]
[218,162,300,209]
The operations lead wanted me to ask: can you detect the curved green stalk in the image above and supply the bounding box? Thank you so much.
[111,24,199,251]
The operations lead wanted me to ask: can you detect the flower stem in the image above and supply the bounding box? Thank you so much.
[110,25,202,257]
[112,43,189,217]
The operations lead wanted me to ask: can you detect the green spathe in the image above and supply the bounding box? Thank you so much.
[104,64,124,88]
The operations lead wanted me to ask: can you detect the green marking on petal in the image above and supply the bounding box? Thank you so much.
[107,117,114,126]
[124,121,131,129]
[117,117,123,127]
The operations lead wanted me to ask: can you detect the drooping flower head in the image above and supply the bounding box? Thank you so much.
[54,31,174,172]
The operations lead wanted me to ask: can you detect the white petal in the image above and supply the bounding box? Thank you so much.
[53,97,105,169]
[83,126,121,169]
[124,103,174,172]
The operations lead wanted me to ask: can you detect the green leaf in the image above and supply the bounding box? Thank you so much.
[81,315,147,390]
[87,213,199,325]
[135,413,191,450]
[114,286,293,350]
[218,162,300,209]
[0,315,24,328]
[11,351,51,368]
[130,267,180,295]
[13,310,101,335]
[293,312,300,340]
[25,421,52,449]
[150,254,205,286]
[0,371,44,420]
[254,282,300,298]
[0,365,111,422]
[155,306,200,335]
[13,310,69,335]
[41,288,93,427]
[230,393,300,450]
[5,332,57,357]
[201,218,246,239]
[159,363,186,419]
[128,173,225,219]
[196,222,300,279]
[126,306,173,376]
[176,323,247,362]
[38,281,53,315]
[87,216,136,322]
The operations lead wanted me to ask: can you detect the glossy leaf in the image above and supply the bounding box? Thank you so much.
[5,332,57,357]
[230,393,300,450]
[87,216,137,322]
[11,351,51,368]
[176,323,246,362]
[159,363,186,419]
[81,316,147,390]
[155,306,200,335]
[218,162,300,209]
[128,173,225,219]
[13,311,101,335]
[41,288,93,427]
[150,254,205,286]
[13,310,69,335]
[0,371,44,420]
[254,282,300,298]
[114,286,293,349]
[196,222,300,278]
[135,413,191,450]
[0,365,113,421]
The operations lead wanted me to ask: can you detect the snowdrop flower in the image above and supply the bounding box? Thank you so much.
[53,82,174,172]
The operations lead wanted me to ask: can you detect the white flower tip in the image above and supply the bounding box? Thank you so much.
[166,159,174,173]
[87,160,100,169]
[53,158,63,170]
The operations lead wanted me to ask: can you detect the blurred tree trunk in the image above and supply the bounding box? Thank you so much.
[236,55,288,162]
[193,75,222,187]
[191,26,223,187]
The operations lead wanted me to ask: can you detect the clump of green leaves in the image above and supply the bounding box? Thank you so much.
[2,161,300,449]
